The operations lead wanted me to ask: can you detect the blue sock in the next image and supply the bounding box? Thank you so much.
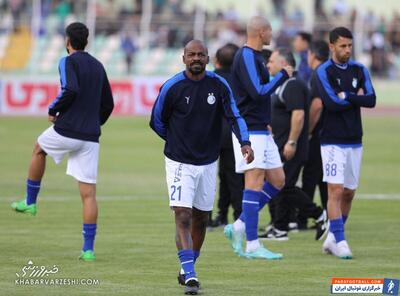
[193,250,200,263]
[238,183,280,222]
[242,189,262,241]
[178,249,197,281]
[82,224,97,251]
[26,179,41,205]
[260,181,281,210]
[342,215,348,225]
[330,218,345,243]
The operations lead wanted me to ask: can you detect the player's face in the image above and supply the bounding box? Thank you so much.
[183,44,209,75]
[330,36,352,64]
[260,25,272,45]
[267,51,283,76]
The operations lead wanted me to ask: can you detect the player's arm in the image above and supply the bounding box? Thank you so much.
[149,84,172,140]
[48,57,79,117]
[316,66,353,112]
[99,70,114,125]
[282,82,305,160]
[219,78,254,163]
[309,97,323,134]
[345,65,376,108]
[239,48,289,101]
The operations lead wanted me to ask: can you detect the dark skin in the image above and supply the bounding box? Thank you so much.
[174,40,254,252]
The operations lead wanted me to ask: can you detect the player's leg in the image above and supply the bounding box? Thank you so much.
[165,157,199,292]
[66,140,99,261]
[12,126,66,215]
[11,143,46,215]
[79,181,97,261]
[321,145,352,258]
[341,146,363,226]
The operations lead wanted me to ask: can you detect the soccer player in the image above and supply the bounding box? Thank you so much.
[224,16,293,260]
[316,27,376,259]
[11,22,114,262]
[149,40,253,295]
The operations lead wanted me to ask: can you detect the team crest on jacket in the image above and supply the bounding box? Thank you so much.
[207,93,216,105]
[352,78,358,88]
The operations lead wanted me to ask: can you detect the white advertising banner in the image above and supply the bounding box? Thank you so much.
[0,76,166,116]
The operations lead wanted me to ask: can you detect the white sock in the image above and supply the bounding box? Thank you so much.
[233,218,245,233]
[246,239,261,252]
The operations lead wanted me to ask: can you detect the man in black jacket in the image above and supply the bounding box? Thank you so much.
[11,22,114,262]
[261,48,328,241]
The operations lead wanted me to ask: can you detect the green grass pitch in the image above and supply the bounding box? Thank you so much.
[0,115,399,296]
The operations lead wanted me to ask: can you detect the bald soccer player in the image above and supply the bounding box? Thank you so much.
[150,40,254,295]
[224,16,293,260]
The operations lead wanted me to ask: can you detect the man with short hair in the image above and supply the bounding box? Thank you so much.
[293,31,313,84]
[224,16,293,260]
[316,27,376,259]
[261,48,328,241]
[11,22,114,262]
[150,40,253,295]
[301,40,330,214]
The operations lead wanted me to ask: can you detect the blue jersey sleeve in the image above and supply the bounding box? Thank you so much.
[48,56,79,116]
[316,62,353,112]
[239,48,289,101]
[216,75,250,146]
[345,65,376,108]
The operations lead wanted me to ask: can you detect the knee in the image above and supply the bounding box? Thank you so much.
[343,189,355,202]
[273,176,285,191]
[175,208,192,229]
[329,185,344,200]
[33,142,46,156]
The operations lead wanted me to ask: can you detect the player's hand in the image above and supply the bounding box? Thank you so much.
[241,145,254,164]
[48,115,57,123]
[284,65,294,77]
[337,92,346,100]
[283,142,296,161]
[357,88,364,95]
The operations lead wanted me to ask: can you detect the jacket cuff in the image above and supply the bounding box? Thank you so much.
[48,108,57,116]
[240,140,251,147]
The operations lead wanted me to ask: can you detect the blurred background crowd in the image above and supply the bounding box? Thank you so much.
[0,0,399,78]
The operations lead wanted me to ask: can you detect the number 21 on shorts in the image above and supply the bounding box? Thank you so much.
[325,163,337,176]
[170,185,182,201]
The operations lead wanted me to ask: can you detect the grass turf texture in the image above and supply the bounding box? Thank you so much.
[0,116,399,296]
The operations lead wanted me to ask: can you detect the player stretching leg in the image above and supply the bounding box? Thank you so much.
[11,22,114,261]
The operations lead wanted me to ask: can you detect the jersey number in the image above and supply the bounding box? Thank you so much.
[325,163,337,176]
[170,185,182,201]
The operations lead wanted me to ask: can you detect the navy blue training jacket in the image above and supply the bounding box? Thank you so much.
[230,46,289,131]
[49,51,114,142]
[316,59,376,146]
[150,71,250,165]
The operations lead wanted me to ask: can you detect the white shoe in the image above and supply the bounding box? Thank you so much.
[322,232,335,254]
[332,240,353,259]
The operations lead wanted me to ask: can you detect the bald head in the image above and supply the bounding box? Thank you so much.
[247,16,270,38]
[183,39,209,77]
[184,39,208,55]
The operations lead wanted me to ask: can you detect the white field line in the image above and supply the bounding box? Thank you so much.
[2,193,400,202]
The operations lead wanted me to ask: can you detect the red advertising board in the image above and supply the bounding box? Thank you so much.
[0,77,165,116]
